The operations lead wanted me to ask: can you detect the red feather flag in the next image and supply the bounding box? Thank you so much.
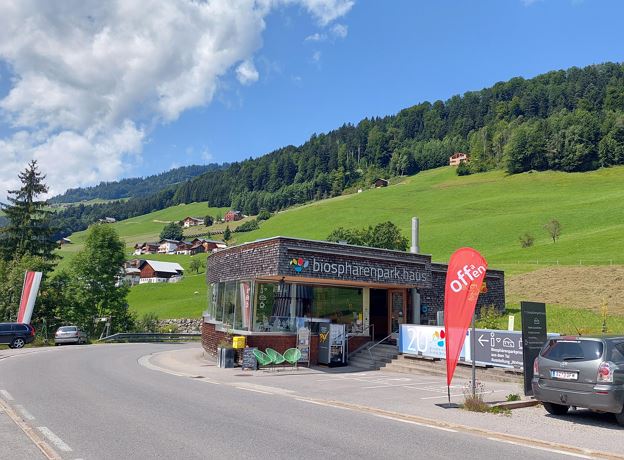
[444,248,488,387]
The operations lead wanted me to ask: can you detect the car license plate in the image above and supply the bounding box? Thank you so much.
[550,370,578,380]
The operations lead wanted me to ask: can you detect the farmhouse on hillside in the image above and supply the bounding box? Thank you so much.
[449,152,469,166]
[181,216,204,228]
[98,217,117,224]
[138,260,184,284]
[133,242,159,255]
[158,239,180,254]
[224,210,242,222]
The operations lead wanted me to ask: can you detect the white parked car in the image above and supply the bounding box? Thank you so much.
[54,326,88,345]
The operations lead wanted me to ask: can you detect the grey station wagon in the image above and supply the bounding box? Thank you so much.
[532,336,624,425]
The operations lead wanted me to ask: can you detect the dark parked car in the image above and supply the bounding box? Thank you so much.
[0,322,36,349]
[532,336,624,425]
[54,326,88,345]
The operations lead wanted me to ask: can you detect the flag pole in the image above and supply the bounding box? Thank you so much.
[447,385,451,404]
[471,313,476,398]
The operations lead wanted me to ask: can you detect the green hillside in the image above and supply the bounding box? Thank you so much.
[234,166,624,266]
[59,165,624,319]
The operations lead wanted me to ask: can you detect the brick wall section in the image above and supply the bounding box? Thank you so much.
[207,237,432,288]
[202,321,370,365]
[419,263,505,324]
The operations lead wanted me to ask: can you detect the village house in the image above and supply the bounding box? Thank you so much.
[449,152,469,166]
[224,210,242,222]
[158,239,180,254]
[98,217,117,224]
[138,260,184,284]
[133,242,159,255]
[181,216,204,228]
[195,238,227,252]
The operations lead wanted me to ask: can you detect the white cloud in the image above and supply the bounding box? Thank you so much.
[236,60,260,85]
[330,23,348,39]
[304,22,348,42]
[295,0,355,26]
[0,0,353,198]
[312,50,322,63]
[305,33,324,42]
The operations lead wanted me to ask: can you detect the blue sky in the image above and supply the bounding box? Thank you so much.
[0,0,623,195]
[148,0,624,171]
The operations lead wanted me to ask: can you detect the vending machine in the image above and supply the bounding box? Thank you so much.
[318,323,346,367]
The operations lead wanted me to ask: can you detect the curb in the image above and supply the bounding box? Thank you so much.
[490,399,539,410]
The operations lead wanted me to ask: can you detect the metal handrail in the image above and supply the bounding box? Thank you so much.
[366,329,399,365]
[99,332,201,343]
[331,324,375,361]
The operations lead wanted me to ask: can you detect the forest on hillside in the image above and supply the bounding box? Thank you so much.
[50,164,221,203]
[51,62,624,237]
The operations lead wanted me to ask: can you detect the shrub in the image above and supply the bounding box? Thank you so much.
[257,209,271,221]
[159,323,179,334]
[462,380,489,412]
[138,312,160,332]
[518,232,534,248]
[477,305,502,329]
[456,161,472,176]
[234,219,260,232]
[506,393,521,402]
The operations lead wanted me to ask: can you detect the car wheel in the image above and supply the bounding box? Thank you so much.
[10,338,25,349]
[615,407,624,426]
[543,402,569,415]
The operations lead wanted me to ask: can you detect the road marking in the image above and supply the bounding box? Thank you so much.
[235,387,273,395]
[37,427,73,452]
[486,437,594,459]
[15,404,35,420]
[373,413,457,433]
[0,389,14,400]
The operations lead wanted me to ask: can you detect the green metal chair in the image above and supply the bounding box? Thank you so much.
[252,349,273,370]
[265,348,286,370]
[283,348,302,370]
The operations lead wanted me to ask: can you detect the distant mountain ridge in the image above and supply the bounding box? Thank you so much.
[49,61,624,238]
[50,164,223,204]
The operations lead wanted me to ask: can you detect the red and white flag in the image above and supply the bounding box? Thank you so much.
[17,271,42,324]
[444,248,487,387]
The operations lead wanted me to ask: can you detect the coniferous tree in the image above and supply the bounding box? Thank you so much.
[0,160,57,264]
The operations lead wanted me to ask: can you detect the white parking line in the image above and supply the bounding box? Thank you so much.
[420,390,506,400]
[15,404,35,420]
[37,427,73,452]
[486,437,594,459]
[235,387,273,395]
[0,389,14,401]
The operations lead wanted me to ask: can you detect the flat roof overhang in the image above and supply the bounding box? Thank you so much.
[255,275,421,290]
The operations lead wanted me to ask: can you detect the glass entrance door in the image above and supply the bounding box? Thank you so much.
[388,290,406,338]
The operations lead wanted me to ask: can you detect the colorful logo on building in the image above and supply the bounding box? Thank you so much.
[290,258,309,273]
[433,329,445,347]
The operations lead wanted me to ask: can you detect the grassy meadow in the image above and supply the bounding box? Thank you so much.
[235,166,624,266]
[57,165,624,324]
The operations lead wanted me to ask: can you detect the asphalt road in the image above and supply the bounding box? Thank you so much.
[0,344,589,460]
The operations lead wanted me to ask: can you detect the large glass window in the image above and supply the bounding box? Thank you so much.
[252,282,363,333]
[207,281,252,331]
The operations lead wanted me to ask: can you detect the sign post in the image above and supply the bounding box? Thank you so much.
[521,301,547,396]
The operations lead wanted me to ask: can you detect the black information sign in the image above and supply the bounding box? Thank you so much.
[521,301,547,395]
[241,347,258,371]
[471,330,524,368]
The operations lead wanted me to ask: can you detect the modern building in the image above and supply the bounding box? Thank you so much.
[202,236,505,364]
